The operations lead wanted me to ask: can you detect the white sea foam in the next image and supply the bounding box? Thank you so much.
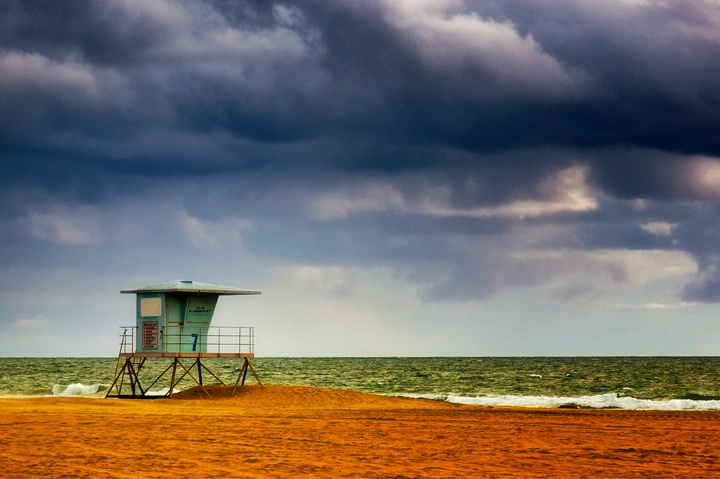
[145,387,183,397]
[52,383,102,396]
[401,393,720,410]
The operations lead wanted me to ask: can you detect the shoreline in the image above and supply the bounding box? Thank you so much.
[8,383,720,411]
[2,385,719,478]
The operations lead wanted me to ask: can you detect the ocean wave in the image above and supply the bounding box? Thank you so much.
[50,383,180,397]
[401,392,720,410]
[51,383,106,397]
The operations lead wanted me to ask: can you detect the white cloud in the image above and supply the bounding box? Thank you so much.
[590,249,697,284]
[510,248,697,286]
[688,157,720,198]
[179,212,251,248]
[306,166,598,221]
[12,318,44,329]
[285,265,360,297]
[412,245,699,304]
[420,166,598,219]
[0,51,128,103]
[641,222,676,236]
[633,302,698,309]
[306,182,406,220]
[152,1,323,85]
[381,0,591,100]
[21,206,104,245]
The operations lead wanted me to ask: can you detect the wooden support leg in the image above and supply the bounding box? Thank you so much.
[200,361,226,386]
[231,359,249,396]
[142,360,176,393]
[168,358,178,398]
[174,359,212,399]
[126,359,146,397]
[246,359,263,388]
[231,358,263,396]
[105,357,130,398]
[241,360,249,385]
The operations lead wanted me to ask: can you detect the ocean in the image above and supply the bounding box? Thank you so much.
[1,356,720,410]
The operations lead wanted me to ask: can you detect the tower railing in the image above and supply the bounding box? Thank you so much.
[117,325,255,358]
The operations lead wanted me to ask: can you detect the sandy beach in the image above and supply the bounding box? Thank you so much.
[1,385,718,478]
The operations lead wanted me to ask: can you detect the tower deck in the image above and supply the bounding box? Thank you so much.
[107,325,260,398]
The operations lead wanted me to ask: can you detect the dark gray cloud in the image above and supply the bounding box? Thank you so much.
[1,1,716,187]
[3,0,719,159]
[2,0,720,312]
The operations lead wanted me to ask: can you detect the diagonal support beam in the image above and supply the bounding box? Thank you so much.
[174,358,212,399]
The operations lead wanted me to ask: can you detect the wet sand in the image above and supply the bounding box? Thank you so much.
[1,385,718,478]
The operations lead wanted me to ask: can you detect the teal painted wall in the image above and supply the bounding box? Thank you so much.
[181,294,218,353]
[134,292,219,353]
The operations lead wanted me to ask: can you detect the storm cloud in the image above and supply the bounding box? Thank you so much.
[2,0,720,356]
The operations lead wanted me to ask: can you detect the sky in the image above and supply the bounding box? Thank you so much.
[2,0,720,357]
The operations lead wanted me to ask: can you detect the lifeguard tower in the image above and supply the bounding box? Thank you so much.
[106,280,261,398]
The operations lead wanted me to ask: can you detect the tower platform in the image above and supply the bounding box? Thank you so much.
[106,325,262,399]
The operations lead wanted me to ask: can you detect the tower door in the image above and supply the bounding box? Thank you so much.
[164,294,186,353]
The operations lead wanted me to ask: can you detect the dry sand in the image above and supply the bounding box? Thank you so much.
[1,385,718,478]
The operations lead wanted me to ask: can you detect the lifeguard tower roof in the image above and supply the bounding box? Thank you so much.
[121,279,260,295]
